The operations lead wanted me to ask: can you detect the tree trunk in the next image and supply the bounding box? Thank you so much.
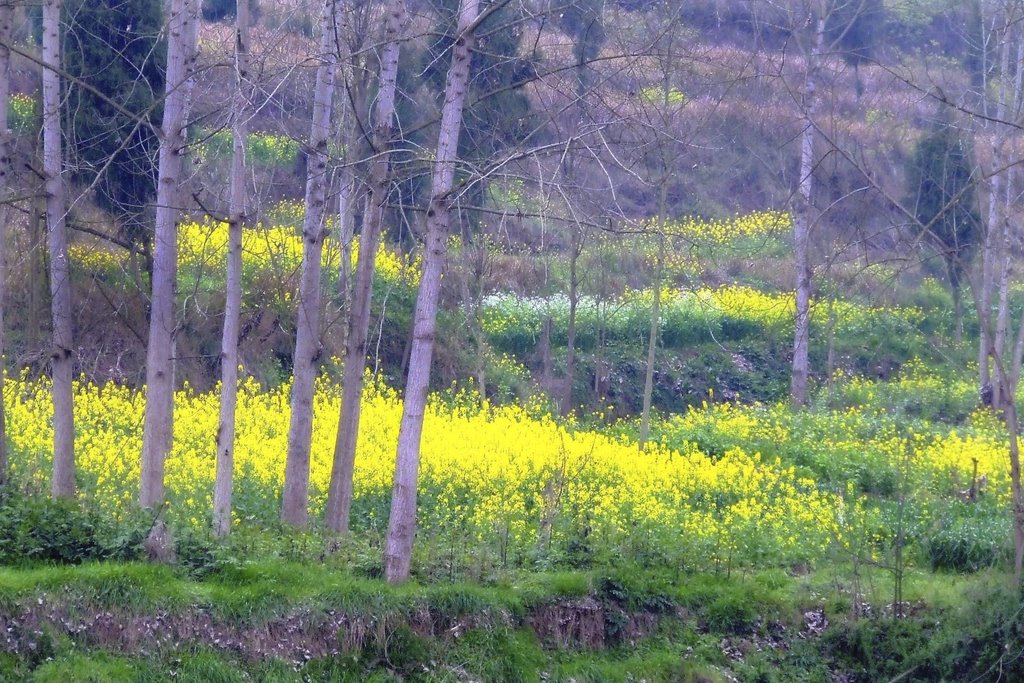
[1006,397,1024,585]
[949,261,964,346]
[458,234,487,402]
[337,164,355,312]
[281,0,339,528]
[978,10,1010,399]
[993,335,1024,585]
[790,16,824,408]
[28,196,44,349]
[0,0,12,487]
[634,193,667,448]
[213,0,251,538]
[325,0,405,534]
[384,0,479,584]
[43,0,75,498]
[561,228,580,416]
[140,0,200,509]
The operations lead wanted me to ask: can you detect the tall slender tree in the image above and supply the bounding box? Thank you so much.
[325,0,406,534]
[140,0,200,509]
[384,0,480,584]
[43,0,75,498]
[0,0,13,487]
[790,4,825,407]
[281,0,340,528]
[212,0,252,537]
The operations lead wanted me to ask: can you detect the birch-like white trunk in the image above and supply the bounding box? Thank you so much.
[140,0,200,509]
[981,17,1012,403]
[43,0,75,498]
[213,0,252,537]
[0,1,12,486]
[281,0,339,528]
[384,0,479,584]
[325,0,406,534]
[790,16,824,408]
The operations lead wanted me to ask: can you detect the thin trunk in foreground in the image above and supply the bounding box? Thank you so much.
[634,187,667,448]
[281,0,339,528]
[140,0,200,508]
[0,1,13,486]
[325,0,406,534]
[790,15,824,408]
[43,0,75,498]
[384,0,479,584]
[213,0,252,537]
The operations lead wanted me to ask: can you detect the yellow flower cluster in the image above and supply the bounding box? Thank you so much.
[692,285,794,329]
[69,210,421,295]
[178,218,421,288]
[666,210,791,245]
[8,93,36,134]
[5,374,842,569]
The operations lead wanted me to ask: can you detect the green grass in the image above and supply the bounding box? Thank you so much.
[0,558,1020,681]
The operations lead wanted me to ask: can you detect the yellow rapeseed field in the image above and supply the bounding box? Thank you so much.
[6,373,847,570]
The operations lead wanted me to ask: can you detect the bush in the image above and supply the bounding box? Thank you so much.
[926,507,1011,572]
[0,493,106,564]
[0,491,155,566]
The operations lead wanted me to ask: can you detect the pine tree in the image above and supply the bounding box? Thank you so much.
[63,0,165,250]
[908,112,981,343]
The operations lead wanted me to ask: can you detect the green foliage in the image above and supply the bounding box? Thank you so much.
[62,0,165,241]
[926,504,1011,572]
[927,577,1024,681]
[419,0,537,226]
[906,111,981,294]
[30,653,138,682]
[198,129,299,168]
[0,492,107,565]
[8,93,37,135]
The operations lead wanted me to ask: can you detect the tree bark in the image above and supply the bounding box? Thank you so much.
[790,15,824,408]
[0,1,12,487]
[639,184,667,450]
[325,0,405,534]
[140,0,200,509]
[43,0,75,498]
[978,6,1010,399]
[384,0,479,584]
[281,0,339,528]
[213,0,251,538]
[561,227,580,416]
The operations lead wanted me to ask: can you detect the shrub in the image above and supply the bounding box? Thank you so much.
[926,507,1011,572]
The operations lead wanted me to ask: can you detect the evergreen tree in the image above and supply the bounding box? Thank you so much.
[419,0,536,225]
[825,0,885,64]
[908,112,981,341]
[63,0,165,248]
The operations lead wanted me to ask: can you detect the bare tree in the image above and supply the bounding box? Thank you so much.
[140,0,200,509]
[281,0,340,528]
[213,0,253,538]
[790,4,825,407]
[325,0,406,534]
[0,0,13,487]
[384,0,481,584]
[44,0,75,498]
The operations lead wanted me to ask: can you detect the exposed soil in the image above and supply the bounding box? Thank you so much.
[0,593,666,665]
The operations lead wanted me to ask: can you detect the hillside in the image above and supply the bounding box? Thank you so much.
[2,0,1024,680]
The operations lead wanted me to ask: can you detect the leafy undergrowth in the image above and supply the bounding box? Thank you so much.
[0,558,1021,682]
